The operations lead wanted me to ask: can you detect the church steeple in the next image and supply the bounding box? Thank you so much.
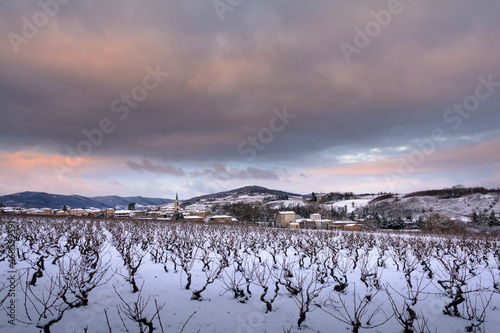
[174,192,180,212]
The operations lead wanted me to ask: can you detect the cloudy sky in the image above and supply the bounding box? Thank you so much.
[1,0,499,199]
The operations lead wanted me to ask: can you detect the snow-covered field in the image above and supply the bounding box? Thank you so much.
[184,195,373,215]
[1,215,500,332]
[184,195,306,212]
[373,193,500,223]
[328,198,373,214]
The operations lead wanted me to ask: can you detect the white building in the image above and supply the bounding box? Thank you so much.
[275,211,296,228]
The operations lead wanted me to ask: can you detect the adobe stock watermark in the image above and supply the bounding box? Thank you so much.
[7,0,72,55]
[213,0,245,21]
[237,106,295,162]
[6,219,17,326]
[51,65,169,181]
[340,0,413,63]
[385,74,500,191]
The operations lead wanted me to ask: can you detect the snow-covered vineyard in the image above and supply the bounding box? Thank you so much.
[1,215,500,332]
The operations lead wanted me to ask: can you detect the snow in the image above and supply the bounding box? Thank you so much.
[184,216,204,220]
[114,210,133,214]
[372,193,500,222]
[1,215,500,333]
[182,191,375,217]
[328,198,372,213]
[184,194,307,213]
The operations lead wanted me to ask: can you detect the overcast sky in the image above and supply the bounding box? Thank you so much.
[1,0,499,199]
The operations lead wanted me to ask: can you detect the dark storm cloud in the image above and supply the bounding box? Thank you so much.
[190,163,279,181]
[1,0,499,167]
[126,159,186,177]
[126,159,278,181]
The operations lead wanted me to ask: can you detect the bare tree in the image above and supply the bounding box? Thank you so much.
[254,261,280,312]
[240,258,256,297]
[219,263,248,301]
[318,285,393,333]
[191,260,223,301]
[435,253,470,316]
[331,256,352,293]
[462,286,494,332]
[19,224,111,333]
[114,283,165,333]
[58,252,112,308]
[20,269,69,333]
[385,277,431,333]
[291,269,330,327]
[358,253,381,291]
[170,239,198,290]
[111,224,148,293]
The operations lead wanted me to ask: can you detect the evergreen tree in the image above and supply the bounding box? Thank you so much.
[380,216,389,229]
[173,211,184,220]
[62,205,67,212]
[416,216,425,230]
[471,211,480,225]
[128,203,136,211]
[311,192,317,202]
[330,207,339,220]
[393,216,405,230]
[489,211,499,226]
[0,202,4,207]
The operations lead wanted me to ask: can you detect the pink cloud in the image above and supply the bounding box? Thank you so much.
[0,151,122,196]
[314,138,500,177]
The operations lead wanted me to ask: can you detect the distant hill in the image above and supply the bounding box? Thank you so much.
[91,195,174,208]
[367,187,500,223]
[185,185,301,204]
[0,191,173,209]
[0,186,300,209]
[404,186,500,199]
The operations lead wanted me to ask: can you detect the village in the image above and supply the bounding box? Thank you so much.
[0,192,363,231]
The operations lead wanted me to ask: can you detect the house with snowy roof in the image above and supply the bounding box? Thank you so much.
[184,215,204,223]
[209,215,237,223]
[275,211,296,228]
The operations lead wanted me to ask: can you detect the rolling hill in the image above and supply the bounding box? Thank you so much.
[0,192,174,209]
[184,185,301,204]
